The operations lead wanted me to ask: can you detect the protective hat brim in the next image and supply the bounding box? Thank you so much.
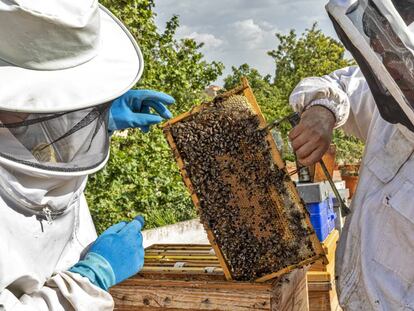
[0,5,144,113]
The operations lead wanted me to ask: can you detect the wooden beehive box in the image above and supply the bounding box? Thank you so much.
[307,230,342,311]
[111,244,309,311]
[162,78,325,282]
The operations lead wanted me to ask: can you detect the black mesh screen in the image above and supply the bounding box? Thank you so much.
[0,103,111,172]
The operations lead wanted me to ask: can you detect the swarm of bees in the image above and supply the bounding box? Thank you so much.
[165,94,318,281]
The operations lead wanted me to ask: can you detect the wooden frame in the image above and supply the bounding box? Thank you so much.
[111,244,310,311]
[162,78,326,282]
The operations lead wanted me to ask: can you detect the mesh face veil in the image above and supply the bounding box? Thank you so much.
[326,0,414,131]
[0,103,111,175]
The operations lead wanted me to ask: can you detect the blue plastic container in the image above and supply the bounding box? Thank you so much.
[306,196,336,242]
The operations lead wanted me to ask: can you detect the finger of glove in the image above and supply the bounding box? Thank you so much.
[120,218,144,235]
[129,96,143,113]
[101,221,128,235]
[141,105,150,114]
[142,100,173,119]
[140,126,150,133]
[128,114,163,127]
[134,90,175,105]
[131,106,151,133]
[134,215,145,227]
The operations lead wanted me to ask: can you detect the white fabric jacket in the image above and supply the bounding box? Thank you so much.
[291,66,414,310]
[0,168,114,310]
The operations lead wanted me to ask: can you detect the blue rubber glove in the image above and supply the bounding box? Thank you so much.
[109,90,175,133]
[69,216,145,291]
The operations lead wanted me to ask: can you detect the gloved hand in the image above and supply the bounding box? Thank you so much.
[109,90,175,133]
[288,105,335,166]
[69,216,145,291]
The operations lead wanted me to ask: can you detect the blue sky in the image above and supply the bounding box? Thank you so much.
[154,0,338,85]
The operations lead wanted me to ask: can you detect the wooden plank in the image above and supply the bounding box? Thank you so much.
[308,284,341,311]
[272,268,309,311]
[112,245,309,310]
[112,269,309,311]
[145,250,215,255]
[307,282,332,292]
[136,272,226,282]
[148,244,212,249]
[307,272,332,283]
[116,278,273,291]
[112,286,271,310]
[309,230,339,273]
[112,278,273,310]
[308,290,331,311]
[141,266,224,274]
[307,229,341,311]
[145,255,216,260]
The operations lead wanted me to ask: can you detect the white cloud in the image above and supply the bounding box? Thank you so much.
[226,19,279,51]
[190,32,224,48]
[176,25,224,49]
[154,0,337,84]
[232,19,265,48]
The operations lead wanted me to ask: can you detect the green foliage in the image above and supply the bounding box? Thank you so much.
[86,0,223,233]
[224,24,364,165]
[332,129,364,165]
[86,129,197,233]
[223,64,271,91]
[87,5,364,233]
[269,23,353,99]
[223,64,289,121]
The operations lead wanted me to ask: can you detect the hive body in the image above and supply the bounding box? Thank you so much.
[163,80,324,281]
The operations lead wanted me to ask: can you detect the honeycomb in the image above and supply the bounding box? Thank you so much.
[164,91,322,281]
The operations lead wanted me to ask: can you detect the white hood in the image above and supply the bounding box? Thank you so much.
[0,162,87,223]
[327,0,414,132]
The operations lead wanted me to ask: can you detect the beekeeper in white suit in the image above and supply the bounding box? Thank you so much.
[0,1,176,310]
[289,0,414,309]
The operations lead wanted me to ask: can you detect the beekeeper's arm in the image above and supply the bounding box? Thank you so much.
[288,66,376,166]
[0,272,113,310]
[0,217,145,311]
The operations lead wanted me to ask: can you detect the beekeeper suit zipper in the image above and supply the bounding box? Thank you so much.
[42,206,55,225]
[0,174,66,226]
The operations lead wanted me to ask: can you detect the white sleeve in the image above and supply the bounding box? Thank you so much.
[0,272,113,311]
[289,66,376,142]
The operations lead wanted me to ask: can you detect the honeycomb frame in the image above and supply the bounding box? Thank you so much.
[163,78,326,282]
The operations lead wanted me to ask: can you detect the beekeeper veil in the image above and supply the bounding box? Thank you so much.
[0,1,143,216]
[327,0,414,131]
[0,105,111,174]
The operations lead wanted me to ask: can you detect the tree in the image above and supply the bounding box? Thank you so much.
[86,0,223,233]
[224,24,364,164]
[269,23,352,99]
[223,64,290,124]
[223,64,271,91]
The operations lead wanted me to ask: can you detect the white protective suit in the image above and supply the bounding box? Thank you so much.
[0,1,144,309]
[0,165,113,310]
[291,65,414,310]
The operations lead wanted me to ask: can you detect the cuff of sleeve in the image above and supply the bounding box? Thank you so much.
[305,99,343,128]
[69,252,116,291]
